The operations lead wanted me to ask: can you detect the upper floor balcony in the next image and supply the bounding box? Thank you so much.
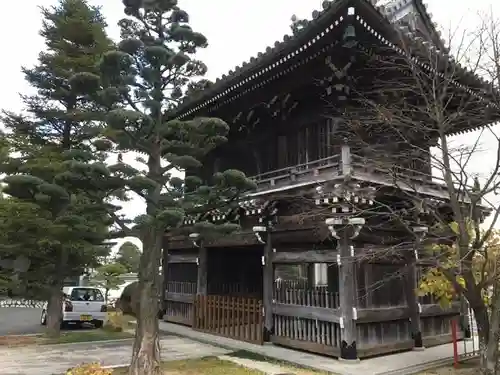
[248,145,458,201]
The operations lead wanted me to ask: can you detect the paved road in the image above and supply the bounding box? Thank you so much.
[0,307,44,335]
[2,336,231,375]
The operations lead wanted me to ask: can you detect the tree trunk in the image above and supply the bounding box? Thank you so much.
[482,283,500,374]
[472,303,490,342]
[472,302,495,374]
[45,284,63,338]
[479,336,496,375]
[128,230,162,375]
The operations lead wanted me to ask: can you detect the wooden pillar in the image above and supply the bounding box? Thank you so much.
[364,263,374,307]
[404,251,423,349]
[338,232,358,361]
[306,264,315,288]
[161,243,169,315]
[263,230,274,340]
[196,245,207,296]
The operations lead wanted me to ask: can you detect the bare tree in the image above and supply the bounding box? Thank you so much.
[336,11,500,374]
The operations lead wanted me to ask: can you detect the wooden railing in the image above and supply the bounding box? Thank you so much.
[274,283,340,309]
[350,153,473,201]
[250,154,341,191]
[351,154,440,185]
[193,295,264,345]
[247,146,472,198]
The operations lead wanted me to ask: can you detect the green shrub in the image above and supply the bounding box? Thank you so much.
[116,281,138,316]
[115,281,165,319]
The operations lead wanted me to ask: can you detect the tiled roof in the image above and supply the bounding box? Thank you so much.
[173,0,496,120]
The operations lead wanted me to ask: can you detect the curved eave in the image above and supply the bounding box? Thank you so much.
[412,0,446,52]
[172,0,498,128]
[172,0,352,120]
[356,1,500,132]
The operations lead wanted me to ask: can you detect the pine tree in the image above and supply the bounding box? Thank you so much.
[0,0,117,338]
[92,262,128,303]
[73,1,255,373]
[115,241,141,273]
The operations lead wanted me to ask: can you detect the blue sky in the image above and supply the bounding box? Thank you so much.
[1,0,499,250]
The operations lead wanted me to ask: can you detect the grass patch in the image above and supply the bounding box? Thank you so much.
[123,314,136,329]
[111,357,264,375]
[0,329,133,347]
[228,350,331,374]
[44,329,134,344]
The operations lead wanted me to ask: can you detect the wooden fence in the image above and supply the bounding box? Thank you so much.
[193,295,264,345]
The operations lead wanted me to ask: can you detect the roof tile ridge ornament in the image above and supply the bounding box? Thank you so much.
[379,0,412,18]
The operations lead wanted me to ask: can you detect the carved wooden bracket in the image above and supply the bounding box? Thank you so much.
[265,93,298,120]
[319,55,355,100]
[233,109,261,132]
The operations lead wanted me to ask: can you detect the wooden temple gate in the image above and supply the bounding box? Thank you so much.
[164,246,264,344]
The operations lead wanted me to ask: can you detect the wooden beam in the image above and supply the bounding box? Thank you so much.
[165,292,194,304]
[270,335,341,358]
[356,302,460,323]
[272,303,341,323]
[168,253,198,263]
[272,249,338,263]
[357,306,408,323]
[421,302,460,317]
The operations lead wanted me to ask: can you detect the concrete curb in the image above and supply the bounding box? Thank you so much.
[41,338,135,348]
[103,363,129,369]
